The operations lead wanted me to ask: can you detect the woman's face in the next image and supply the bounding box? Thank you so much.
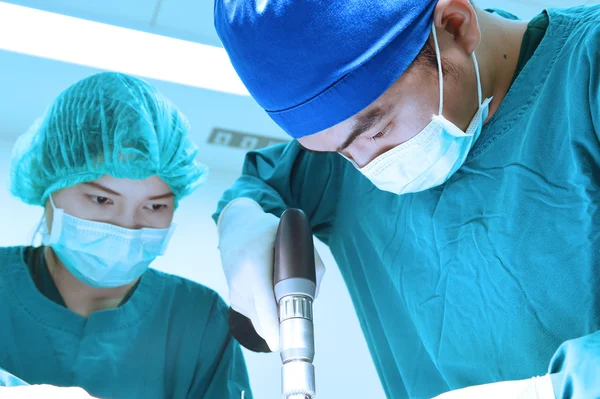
[45,175,175,230]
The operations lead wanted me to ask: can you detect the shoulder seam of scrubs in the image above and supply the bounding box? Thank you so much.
[466,8,578,162]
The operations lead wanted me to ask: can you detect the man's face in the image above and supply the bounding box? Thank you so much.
[299,21,482,168]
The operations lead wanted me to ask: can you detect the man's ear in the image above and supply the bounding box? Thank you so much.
[433,0,480,55]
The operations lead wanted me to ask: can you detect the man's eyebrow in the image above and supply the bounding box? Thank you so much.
[337,104,394,153]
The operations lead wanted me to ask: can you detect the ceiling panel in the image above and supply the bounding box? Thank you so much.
[2,0,158,34]
[4,0,598,49]
[153,0,221,47]
[0,49,288,173]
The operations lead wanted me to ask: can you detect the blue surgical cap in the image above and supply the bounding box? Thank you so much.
[215,0,437,138]
[10,72,208,207]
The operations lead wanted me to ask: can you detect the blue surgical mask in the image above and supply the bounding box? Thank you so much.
[357,22,492,195]
[42,196,175,288]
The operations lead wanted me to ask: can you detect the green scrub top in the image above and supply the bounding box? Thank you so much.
[0,246,253,398]
[214,6,600,399]
[24,246,138,308]
[506,10,550,82]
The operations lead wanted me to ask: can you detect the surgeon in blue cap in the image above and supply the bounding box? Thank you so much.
[213,0,600,398]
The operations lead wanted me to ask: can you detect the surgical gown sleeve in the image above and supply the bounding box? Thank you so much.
[187,295,253,398]
[0,367,28,387]
[547,24,600,399]
[548,331,600,398]
[213,141,344,242]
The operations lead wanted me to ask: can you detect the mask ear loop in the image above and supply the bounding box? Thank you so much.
[31,215,45,247]
[32,195,56,246]
[431,22,484,110]
[472,52,483,105]
[29,194,58,247]
[431,22,444,116]
[45,194,64,244]
[48,194,57,210]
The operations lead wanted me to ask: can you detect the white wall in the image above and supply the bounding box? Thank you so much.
[0,136,384,398]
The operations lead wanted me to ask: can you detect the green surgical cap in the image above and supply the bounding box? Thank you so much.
[9,72,208,206]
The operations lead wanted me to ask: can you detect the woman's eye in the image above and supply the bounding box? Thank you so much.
[91,195,111,205]
[148,204,167,212]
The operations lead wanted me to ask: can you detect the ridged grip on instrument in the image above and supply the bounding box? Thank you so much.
[228,208,315,353]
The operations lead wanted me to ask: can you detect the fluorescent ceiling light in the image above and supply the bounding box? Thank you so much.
[0,2,249,96]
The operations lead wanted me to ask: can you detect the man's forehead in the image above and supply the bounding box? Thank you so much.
[354,103,393,126]
[350,75,403,126]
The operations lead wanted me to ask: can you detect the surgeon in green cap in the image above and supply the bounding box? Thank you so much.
[0,72,252,399]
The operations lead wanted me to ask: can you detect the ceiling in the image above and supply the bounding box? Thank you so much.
[0,48,287,173]
[2,0,223,47]
[0,0,598,173]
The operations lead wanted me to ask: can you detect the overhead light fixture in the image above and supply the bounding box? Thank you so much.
[0,2,249,96]
[208,127,289,151]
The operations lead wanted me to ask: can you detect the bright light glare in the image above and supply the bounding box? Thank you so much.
[0,2,249,96]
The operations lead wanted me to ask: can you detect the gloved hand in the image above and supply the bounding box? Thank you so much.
[0,384,100,398]
[431,375,555,399]
[217,198,326,351]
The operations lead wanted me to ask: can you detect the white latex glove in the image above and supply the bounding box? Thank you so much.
[431,375,555,399]
[217,198,326,351]
[0,384,100,398]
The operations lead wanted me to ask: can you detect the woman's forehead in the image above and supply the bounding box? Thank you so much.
[77,175,172,198]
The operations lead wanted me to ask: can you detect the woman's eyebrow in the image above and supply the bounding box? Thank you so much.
[147,192,175,200]
[83,182,174,200]
[83,182,121,196]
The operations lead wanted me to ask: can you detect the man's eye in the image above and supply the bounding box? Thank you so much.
[371,131,386,140]
[370,125,391,141]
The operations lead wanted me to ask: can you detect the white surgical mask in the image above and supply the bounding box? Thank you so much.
[42,195,175,288]
[356,22,492,195]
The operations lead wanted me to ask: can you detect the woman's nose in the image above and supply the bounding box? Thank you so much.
[113,212,142,230]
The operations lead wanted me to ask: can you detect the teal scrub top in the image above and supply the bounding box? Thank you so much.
[214,6,600,399]
[512,11,549,82]
[0,246,253,399]
[24,246,138,308]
